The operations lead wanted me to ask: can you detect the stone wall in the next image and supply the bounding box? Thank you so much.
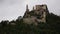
[23,4,48,25]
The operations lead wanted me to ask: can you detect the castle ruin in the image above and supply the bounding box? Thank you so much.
[23,4,49,25]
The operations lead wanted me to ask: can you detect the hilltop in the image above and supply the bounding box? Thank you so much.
[0,4,60,34]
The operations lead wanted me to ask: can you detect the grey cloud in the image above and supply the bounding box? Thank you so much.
[0,0,60,21]
[0,0,25,21]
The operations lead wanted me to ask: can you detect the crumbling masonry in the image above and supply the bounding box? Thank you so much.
[23,4,49,25]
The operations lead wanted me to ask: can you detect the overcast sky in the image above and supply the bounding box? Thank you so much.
[0,0,60,21]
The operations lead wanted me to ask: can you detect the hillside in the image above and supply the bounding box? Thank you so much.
[0,4,60,34]
[0,13,60,34]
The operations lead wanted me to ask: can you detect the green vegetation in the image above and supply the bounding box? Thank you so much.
[0,13,60,34]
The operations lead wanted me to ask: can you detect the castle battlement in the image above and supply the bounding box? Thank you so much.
[35,4,47,10]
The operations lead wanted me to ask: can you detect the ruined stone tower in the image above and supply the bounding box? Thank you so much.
[23,4,48,24]
[34,5,47,23]
[26,5,29,12]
